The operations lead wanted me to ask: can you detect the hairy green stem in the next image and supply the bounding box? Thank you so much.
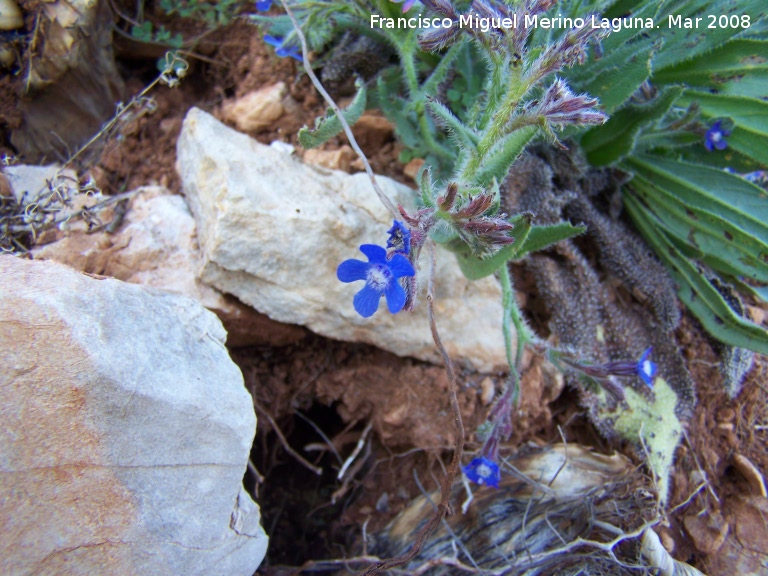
[499,262,533,370]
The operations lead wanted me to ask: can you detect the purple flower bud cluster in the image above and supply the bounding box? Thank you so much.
[438,184,515,256]
[532,21,608,82]
[529,77,608,128]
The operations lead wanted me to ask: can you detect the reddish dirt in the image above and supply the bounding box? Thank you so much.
[3,6,767,575]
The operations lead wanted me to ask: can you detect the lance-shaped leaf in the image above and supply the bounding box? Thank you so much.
[624,192,768,355]
[298,79,367,149]
[577,39,655,115]
[627,155,768,243]
[580,87,682,165]
[630,177,768,284]
[653,39,768,95]
[426,97,479,152]
[650,0,764,71]
[678,91,768,165]
[449,217,587,281]
[472,126,537,187]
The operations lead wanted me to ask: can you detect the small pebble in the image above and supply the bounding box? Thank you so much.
[732,454,767,497]
[479,377,495,406]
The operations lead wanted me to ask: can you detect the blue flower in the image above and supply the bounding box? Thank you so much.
[462,456,500,488]
[705,120,730,151]
[636,347,657,389]
[386,220,412,255]
[263,34,302,62]
[255,0,272,10]
[337,244,415,318]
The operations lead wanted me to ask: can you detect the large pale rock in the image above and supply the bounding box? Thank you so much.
[177,107,508,371]
[0,256,267,575]
[32,186,305,347]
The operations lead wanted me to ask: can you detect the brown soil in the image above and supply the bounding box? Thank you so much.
[3,5,767,575]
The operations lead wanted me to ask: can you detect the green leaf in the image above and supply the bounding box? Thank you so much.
[630,178,768,283]
[626,155,768,243]
[580,87,683,165]
[514,221,587,258]
[653,39,768,92]
[650,0,765,72]
[624,192,768,355]
[421,41,465,98]
[678,91,768,165]
[473,126,537,187]
[448,218,586,281]
[447,214,532,280]
[426,97,479,152]
[578,39,656,114]
[131,21,154,42]
[298,79,367,149]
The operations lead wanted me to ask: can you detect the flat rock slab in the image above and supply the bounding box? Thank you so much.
[177,107,507,371]
[31,186,305,347]
[0,256,267,575]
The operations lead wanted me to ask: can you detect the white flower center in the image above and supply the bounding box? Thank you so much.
[366,265,392,291]
[641,360,653,377]
[476,463,491,483]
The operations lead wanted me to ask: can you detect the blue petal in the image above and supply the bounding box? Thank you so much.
[387,220,412,254]
[637,347,657,389]
[277,45,302,62]
[353,285,382,318]
[255,0,272,10]
[337,259,369,283]
[384,280,407,314]
[388,253,415,279]
[714,139,728,150]
[359,244,388,264]
[462,456,500,488]
[263,34,283,48]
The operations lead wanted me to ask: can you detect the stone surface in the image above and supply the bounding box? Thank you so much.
[220,82,288,133]
[303,145,355,172]
[32,186,305,347]
[706,496,768,575]
[683,511,729,554]
[0,255,267,575]
[177,107,508,371]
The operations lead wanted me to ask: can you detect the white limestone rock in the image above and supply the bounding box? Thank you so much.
[177,107,508,371]
[0,255,267,576]
[31,186,305,347]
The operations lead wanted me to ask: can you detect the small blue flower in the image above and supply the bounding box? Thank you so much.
[705,120,730,152]
[255,0,272,10]
[390,0,417,13]
[337,244,415,318]
[386,220,412,255]
[462,456,500,488]
[263,34,302,62]
[636,347,657,389]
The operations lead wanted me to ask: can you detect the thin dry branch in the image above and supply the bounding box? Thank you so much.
[255,403,322,476]
[361,241,466,575]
